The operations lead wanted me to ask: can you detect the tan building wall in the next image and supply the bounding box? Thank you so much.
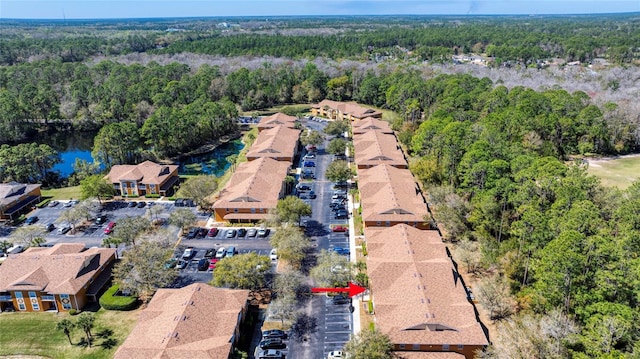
[213,207,271,223]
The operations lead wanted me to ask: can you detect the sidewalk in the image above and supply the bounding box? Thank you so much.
[347,194,361,335]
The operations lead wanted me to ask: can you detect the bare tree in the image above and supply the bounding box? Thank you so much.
[9,225,46,247]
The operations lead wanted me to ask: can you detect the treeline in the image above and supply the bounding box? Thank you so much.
[2,15,640,65]
[400,74,640,357]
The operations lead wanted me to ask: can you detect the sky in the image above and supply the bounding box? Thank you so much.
[1,0,639,19]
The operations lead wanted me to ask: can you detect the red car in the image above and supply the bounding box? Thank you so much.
[104,222,116,235]
[208,258,219,270]
[207,227,218,237]
[332,225,348,232]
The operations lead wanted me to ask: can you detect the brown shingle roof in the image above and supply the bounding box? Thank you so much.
[353,131,407,168]
[358,165,428,224]
[115,283,249,359]
[0,182,41,206]
[313,100,382,119]
[0,243,116,295]
[395,353,465,359]
[246,125,301,161]
[366,225,488,347]
[105,160,178,185]
[213,157,290,210]
[352,117,394,134]
[257,112,298,131]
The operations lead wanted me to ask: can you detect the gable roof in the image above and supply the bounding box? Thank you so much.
[257,112,298,131]
[352,117,394,135]
[353,131,407,168]
[213,157,290,213]
[358,165,428,224]
[246,125,301,161]
[0,243,116,295]
[313,100,382,119]
[115,283,249,359]
[365,225,488,347]
[0,182,41,206]
[105,161,178,185]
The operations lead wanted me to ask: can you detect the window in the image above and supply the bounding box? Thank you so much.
[60,294,72,310]
[14,292,26,311]
[234,208,238,213]
[443,344,450,350]
[398,344,405,349]
[29,292,39,311]
[412,344,420,350]
[251,208,256,213]
[457,344,464,350]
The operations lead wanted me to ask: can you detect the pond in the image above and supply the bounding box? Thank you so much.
[36,130,244,178]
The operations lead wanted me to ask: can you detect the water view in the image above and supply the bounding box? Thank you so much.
[178,139,245,176]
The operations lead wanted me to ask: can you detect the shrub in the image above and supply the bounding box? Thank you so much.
[37,199,51,208]
[368,301,374,314]
[68,309,79,316]
[167,196,177,201]
[99,284,139,311]
[145,194,160,198]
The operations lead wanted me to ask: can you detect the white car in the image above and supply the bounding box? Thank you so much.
[303,153,316,160]
[328,351,343,359]
[215,247,226,259]
[270,249,278,261]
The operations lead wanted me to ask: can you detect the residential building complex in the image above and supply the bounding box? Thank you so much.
[312,100,382,121]
[257,112,298,132]
[245,125,301,162]
[0,243,116,312]
[0,182,41,221]
[353,130,408,169]
[115,283,249,359]
[104,160,179,197]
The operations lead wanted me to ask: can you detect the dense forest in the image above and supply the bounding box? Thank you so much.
[2,16,640,356]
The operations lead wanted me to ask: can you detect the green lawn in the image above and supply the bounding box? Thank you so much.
[40,186,83,201]
[0,306,140,359]
[586,155,640,189]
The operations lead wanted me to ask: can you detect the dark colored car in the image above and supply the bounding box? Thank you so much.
[237,228,247,237]
[303,161,315,167]
[297,184,311,191]
[332,294,352,305]
[136,201,146,208]
[25,216,39,225]
[45,223,55,232]
[197,227,207,238]
[259,338,286,350]
[308,191,317,199]
[262,329,288,339]
[197,258,210,271]
[333,247,350,255]
[175,198,184,207]
[334,211,348,220]
[186,227,198,239]
[128,201,137,208]
[204,248,216,259]
[95,216,108,225]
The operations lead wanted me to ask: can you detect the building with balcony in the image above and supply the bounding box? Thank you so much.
[311,100,382,121]
[0,182,41,221]
[105,160,179,197]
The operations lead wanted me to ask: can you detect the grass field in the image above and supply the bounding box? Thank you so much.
[586,154,640,189]
[0,306,141,359]
[40,186,83,201]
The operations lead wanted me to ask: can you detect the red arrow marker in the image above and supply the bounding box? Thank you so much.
[311,282,366,298]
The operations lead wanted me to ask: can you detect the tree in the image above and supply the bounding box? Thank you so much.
[324,120,349,136]
[274,196,312,226]
[168,208,197,235]
[325,160,353,183]
[56,318,76,346]
[0,240,11,255]
[80,175,114,203]
[477,277,514,320]
[300,130,324,146]
[270,226,310,269]
[176,175,218,209]
[9,225,46,247]
[112,239,177,301]
[92,121,141,168]
[112,216,151,247]
[58,207,85,234]
[327,138,347,155]
[212,252,271,289]
[76,312,95,347]
[269,295,298,326]
[310,250,352,288]
[343,328,394,359]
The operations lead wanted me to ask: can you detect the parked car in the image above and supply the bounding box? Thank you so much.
[165,258,178,269]
[301,172,315,179]
[45,223,55,232]
[58,224,72,234]
[197,258,210,271]
[186,227,198,239]
[257,228,270,237]
[247,228,257,237]
[259,338,286,350]
[208,258,219,270]
[332,225,348,232]
[270,249,278,261]
[207,228,219,237]
[95,216,108,225]
[196,227,208,238]
[262,329,288,340]
[334,211,348,219]
[258,349,284,359]
[136,201,146,208]
[225,229,237,238]
[204,248,216,259]
[308,190,317,199]
[128,201,137,208]
[237,228,247,237]
[176,259,188,269]
[215,247,226,259]
[226,246,237,258]
[327,350,344,359]
[182,247,195,259]
[297,184,311,191]
[25,216,39,225]
[303,153,316,160]
[48,200,59,207]
[303,161,316,167]
[104,222,116,234]
[333,247,350,255]
[332,295,351,305]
